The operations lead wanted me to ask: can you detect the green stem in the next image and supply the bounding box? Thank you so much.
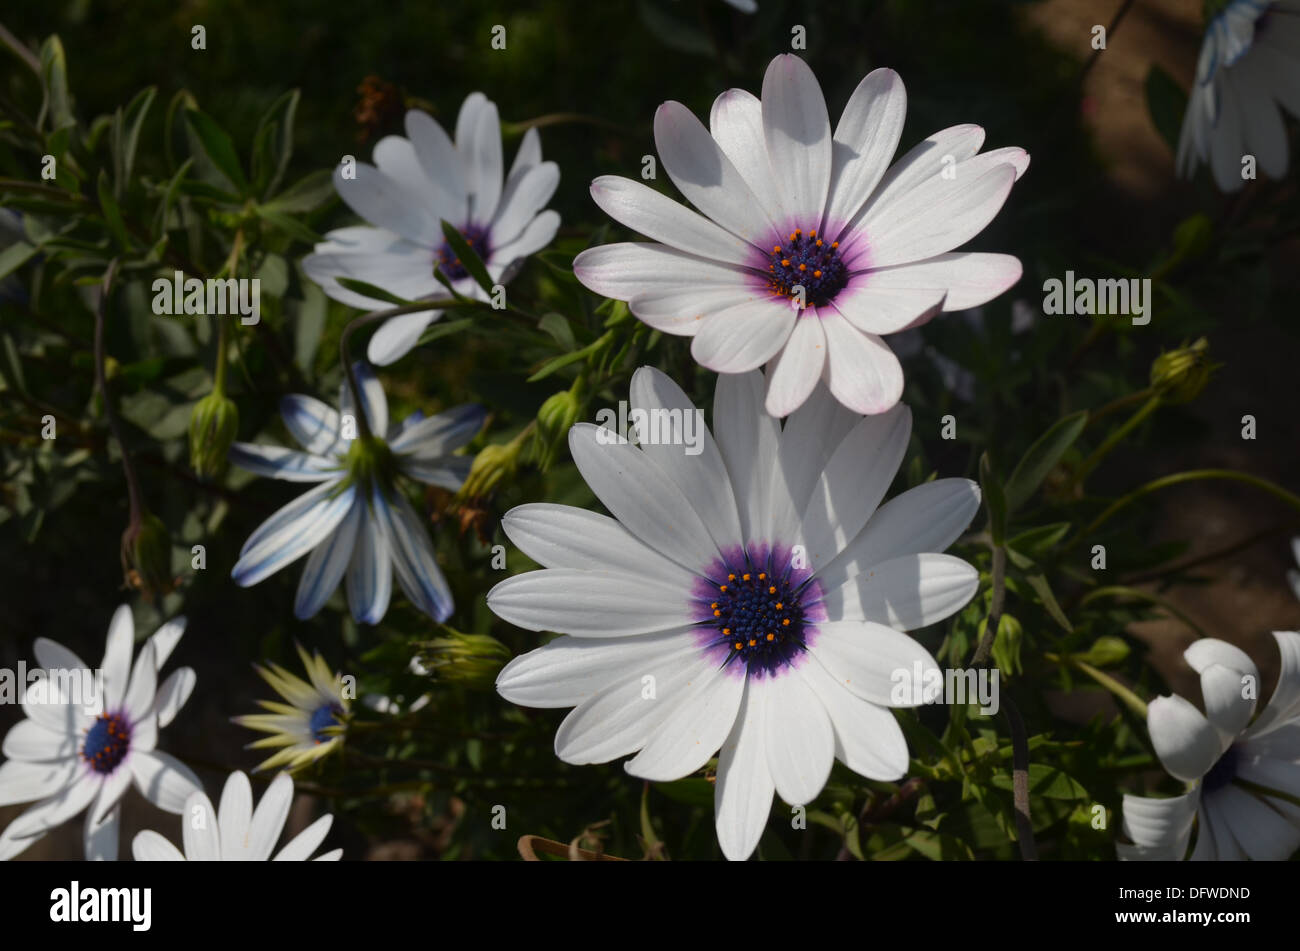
[1069,469,1300,551]
[970,544,1006,668]
[1071,393,1162,488]
[1078,585,1211,640]
[338,301,443,443]
[1050,653,1149,719]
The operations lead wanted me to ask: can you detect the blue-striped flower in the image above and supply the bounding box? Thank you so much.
[229,363,484,624]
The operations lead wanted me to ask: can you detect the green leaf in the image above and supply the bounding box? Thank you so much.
[1146,64,1187,156]
[1,333,28,394]
[254,206,323,245]
[980,452,1007,544]
[155,157,195,235]
[651,777,713,808]
[263,169,335,213]
[335,277,416,306]
[0,241,38,281]
[112,86,156,197]
[39,36,74,131]
[1008,521,1071,556]
[1006,547,1073,633]
[163,89,198,171]
[183,108,248,194]
[96,170,132,249]
[538,312,576,350]
[252,89,300,198]
[1004,411,1087,513]
[991,764,1089,802]
[439,219,494,294]
[415,317,475,348]
[897,828,976,861]
[991,613,1024,677]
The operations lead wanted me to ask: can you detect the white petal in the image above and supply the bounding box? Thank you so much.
[374,491,454,622]
[122,641,157,724]
[231,484,357,588]
[629,285,766,337]
[405,109,467,214]
[217,771,254,859]
[851,124,986,231]
[799,404,911,572]
[4,774,99,838]
[130,750,202,813]
[33,637,87,674]
[1148,694,1222,782]
[346,494,393,626]
[1200,662,1256,741]
[764,669,834,805]
[1212,784,1300,860]
[490,208,560,264]
[654,100,778,244]
[371,133,459,225]
[0,756,76,807]
[488,569,693,637]
[823,553,980,631]
[761,54,832,224]
[273,813,334,861]
[491,161,559,248]
[811,620,941,707]
[818,479,981,594]
[456,93,504,224]
[776,380,862,514]
[710,88,788,226]
[132,829,184,861]
[625,662,744,781]
[713,370,800,545]
[629,366,744,551]
[831,285,947,336]
[339,360,389,438]
[1121,790,1198,852]
[822,313,905,416]
[333,162,441,246]
[88,761,133,829]
[102,604,135,713]
[1243,630,1300,738]
[863,162,1018,269]
[574,241,749,304]
[857,252,1023,312]
[293,497,362,620]
[763,316,826,418]
[182,790,221,860]
[227,442,338,482]
[84,804,119,861]
[390,403,487,456]
[237,478,341,559]
[496,629,701,709]
[568,423,719,571]
[154,668,197,729]
[147,617,186,671]
[590,176,753,267]
[714,679,774,861]
[500,504,697,590]
[554,651,706,764]
[825,68,907,228]
[798,657,908,780]
[366,310,441,367]
[2,720,78,762]
[690,298,794,373]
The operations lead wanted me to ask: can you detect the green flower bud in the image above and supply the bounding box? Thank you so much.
[417,631,511,689]
[121,511,174,602]
[189,391,240,479]
[458,441,520,500]
[1073,635,1131,668]
[1150,337,1215,405]
[533,388,583,471]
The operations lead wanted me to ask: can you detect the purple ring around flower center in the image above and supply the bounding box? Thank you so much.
[691,542,826,679]
[1202,744,1239,792]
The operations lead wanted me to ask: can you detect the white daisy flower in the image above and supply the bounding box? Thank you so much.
[303,93,561,366]
[132,771,342,861]
[1177,0,1300,191]
[228,361,485,624]
[574,54,1027,419]
[488,365,982,860]
[0,606,200,861]
[1119,631,1300,860]
[232,646,349,773]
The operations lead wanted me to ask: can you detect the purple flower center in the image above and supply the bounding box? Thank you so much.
[1202,744,1239,792]
[695,546,824,677]
[82,713,131,774]
[765,228,848,308]
[435,224,492,281]
[310,702,342,743]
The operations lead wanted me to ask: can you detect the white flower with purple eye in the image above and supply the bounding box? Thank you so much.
[228,362,485,624]
[1177,0,1300,192]
[302,93,561,366]
[132,771,341,861]
[488,366,982,860]
[0,606,200,861]
[574,54,1027,419]
[1119,632,1300,860]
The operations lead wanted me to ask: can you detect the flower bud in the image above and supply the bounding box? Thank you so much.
[457,441,520,500]
[416,631,510,689]
[533,388,582,471]
[121,511,175,602]
[1150,337,1215,405]
[189,391,240,479]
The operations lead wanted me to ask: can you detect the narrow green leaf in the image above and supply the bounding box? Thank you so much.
[183,108,248,193]
[538,312,576,350]
[335,277,416,306]
[96,170,131,249]
[439,219,494,294]
[0,241,38,281]
[1004,411,1088,513]
[112,86,156,196]
[415,317,475,348]
[263,169,335,213]
[254,206,322,245]
[990,764,1089,802]
[253,89,300,198]
[1146,64,1187,156]
[39,36,74,131]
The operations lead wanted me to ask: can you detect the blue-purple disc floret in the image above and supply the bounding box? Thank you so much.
[692,542,826,678]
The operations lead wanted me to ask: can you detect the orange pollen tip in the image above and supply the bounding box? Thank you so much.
[723,627,731,635]
[713,610,721,617]
[776,602,783,609]
[816,239,823,246]
[711,602,719,609]
[798,264,807,271]
[749,639,757,647]
[813,270,822,278]
[728,574,736,581]
[720,585,728,593]
[758,573,766,580]
[789,232,796,240]
[795,229,802,235]
[766,633,776,641]
[782,618,791,626]
[773,246,781,253]
[832,241,839,248]
[734,642,743,650]
[743,573,751,581]
[781,259,790,266]
[768,586,776,594]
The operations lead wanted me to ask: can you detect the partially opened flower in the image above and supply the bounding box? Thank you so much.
[1119,632,1300,860]
[1177,1,1300,192]
[575,54,1027,418]
[232,646,350,773]
[0,606,200,860]
[303,93,561,366]
[229,362,485,624]
[132,771,341,861]
[489,366,981,860]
